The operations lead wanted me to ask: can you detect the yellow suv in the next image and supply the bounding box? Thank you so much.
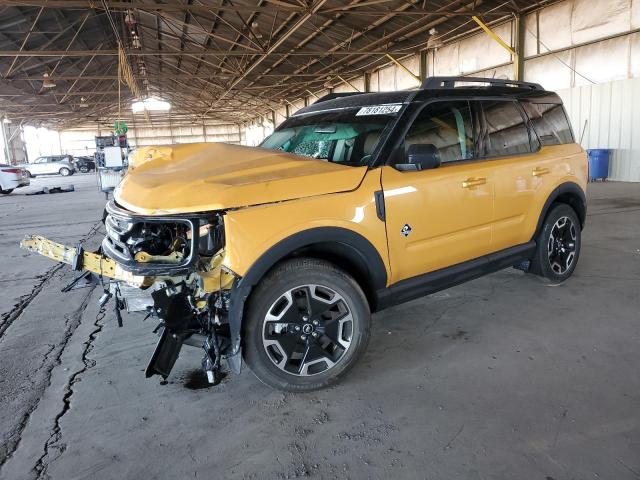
[22,77,587,391]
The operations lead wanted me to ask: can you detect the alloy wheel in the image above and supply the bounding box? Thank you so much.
[547,216,577,275]
[262,284,353,376]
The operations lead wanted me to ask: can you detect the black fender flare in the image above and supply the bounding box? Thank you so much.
[533,182,587,239]
[225,227,388,373]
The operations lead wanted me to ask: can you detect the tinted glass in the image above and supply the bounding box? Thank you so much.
[261,108,398,167]
[481,100,534,156]
[405,100,474,163]
[521,102,573,145]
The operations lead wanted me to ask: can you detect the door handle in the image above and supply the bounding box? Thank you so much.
[462,177,487,188]
[532,167,551,177]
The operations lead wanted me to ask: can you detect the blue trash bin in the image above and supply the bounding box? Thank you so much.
[587,149,610,181]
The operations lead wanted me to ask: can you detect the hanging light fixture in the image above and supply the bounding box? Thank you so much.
[131,97,171,113]
[78,97,89,108]
[124,9,136,26]
[251,21,263,39]
[42,72,56,88]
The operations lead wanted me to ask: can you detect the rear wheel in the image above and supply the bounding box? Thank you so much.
[79,165,89,173]
[243,258,371,392]
[530,203,581,284]
[59,167,71,176]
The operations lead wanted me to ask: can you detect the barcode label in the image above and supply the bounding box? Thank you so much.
[356,104,402,116]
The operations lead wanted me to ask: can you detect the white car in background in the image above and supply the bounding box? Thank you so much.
[0,164,30,194]
[23,155,75,177]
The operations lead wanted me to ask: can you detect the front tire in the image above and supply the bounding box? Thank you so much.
[79,165,89,173]
[0,188,14,194]
[530,203,581,284]
[59,167,70,176]
[243,258,371,392]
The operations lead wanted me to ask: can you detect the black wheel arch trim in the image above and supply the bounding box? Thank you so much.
[239,227,388,290]
[225,227,388,374]
[534,182,586,238]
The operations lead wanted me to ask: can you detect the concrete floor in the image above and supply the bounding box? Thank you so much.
[0,177,639,480]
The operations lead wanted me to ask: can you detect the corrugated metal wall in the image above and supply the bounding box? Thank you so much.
[559,79,640,181]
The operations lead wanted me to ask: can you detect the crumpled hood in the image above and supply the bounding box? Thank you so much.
[114,142,367,214]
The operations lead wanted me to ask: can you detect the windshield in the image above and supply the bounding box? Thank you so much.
[260,106,400,167]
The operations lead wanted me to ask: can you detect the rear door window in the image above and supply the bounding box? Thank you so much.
[404,100,474,164]
[480,100,536,157]
[521,102,574,145]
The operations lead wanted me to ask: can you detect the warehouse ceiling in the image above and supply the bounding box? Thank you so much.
[0,0,549,129]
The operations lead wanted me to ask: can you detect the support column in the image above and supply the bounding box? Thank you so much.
[515,15,525,81]
[419,49,428,83]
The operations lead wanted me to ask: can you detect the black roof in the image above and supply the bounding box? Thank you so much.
[295,76,562,117]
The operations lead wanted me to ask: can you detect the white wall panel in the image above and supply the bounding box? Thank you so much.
[633,0,640,27]
[573,36,630,86]
[630,32,640,77]
[537,1,573,52]
[524,51,573,90]
[395,55,420,90]
[459,24,512,73]
[571,0,631,44]
[378,65,396,91]
[370,70,379,91]
[524,13,538,57]
[433,42,459,75]
[291,99,305,114]
[472,64,514,80]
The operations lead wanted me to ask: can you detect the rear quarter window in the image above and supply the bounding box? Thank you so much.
[480,100,535,157]
[521,102,574,146]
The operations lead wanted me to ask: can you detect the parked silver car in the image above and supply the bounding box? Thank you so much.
[24,155,75,177]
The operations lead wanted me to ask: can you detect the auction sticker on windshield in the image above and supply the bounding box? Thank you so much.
[356,104,402,116]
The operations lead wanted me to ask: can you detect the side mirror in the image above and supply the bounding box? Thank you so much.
[395,144,441,172]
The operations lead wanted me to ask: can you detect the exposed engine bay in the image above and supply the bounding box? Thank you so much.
[22,200,239,385]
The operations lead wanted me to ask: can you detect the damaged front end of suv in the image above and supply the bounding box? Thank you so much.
[20,137,375,386]
[23,198,242,384]
[103,200,241,382]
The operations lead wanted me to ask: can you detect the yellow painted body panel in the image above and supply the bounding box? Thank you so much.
[381,162,494,282]
[220,168,391,280]
[492,144,587,250]
[116,142,367,214]
[381,144,587,284]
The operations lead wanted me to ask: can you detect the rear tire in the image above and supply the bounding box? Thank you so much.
[0,188,14,194]
[79,165,89,173]
[59,167,70,176]
[530,203,581,285]
[243,258,371,392]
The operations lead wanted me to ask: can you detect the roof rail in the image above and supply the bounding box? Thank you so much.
[422,76,544,91]
[313,92,363,104]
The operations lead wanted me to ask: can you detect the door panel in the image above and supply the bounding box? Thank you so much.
[31,157,47,174]
[381,99,493,284]
[382,164,493,283]
[477,100,541,251]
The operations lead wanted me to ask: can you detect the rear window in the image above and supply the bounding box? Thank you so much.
[521,102,574,146]
[480,100,536,157]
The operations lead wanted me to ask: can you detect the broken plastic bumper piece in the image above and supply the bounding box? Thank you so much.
[20,235,147,287]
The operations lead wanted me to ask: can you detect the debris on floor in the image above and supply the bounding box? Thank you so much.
[26,185,75,195]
